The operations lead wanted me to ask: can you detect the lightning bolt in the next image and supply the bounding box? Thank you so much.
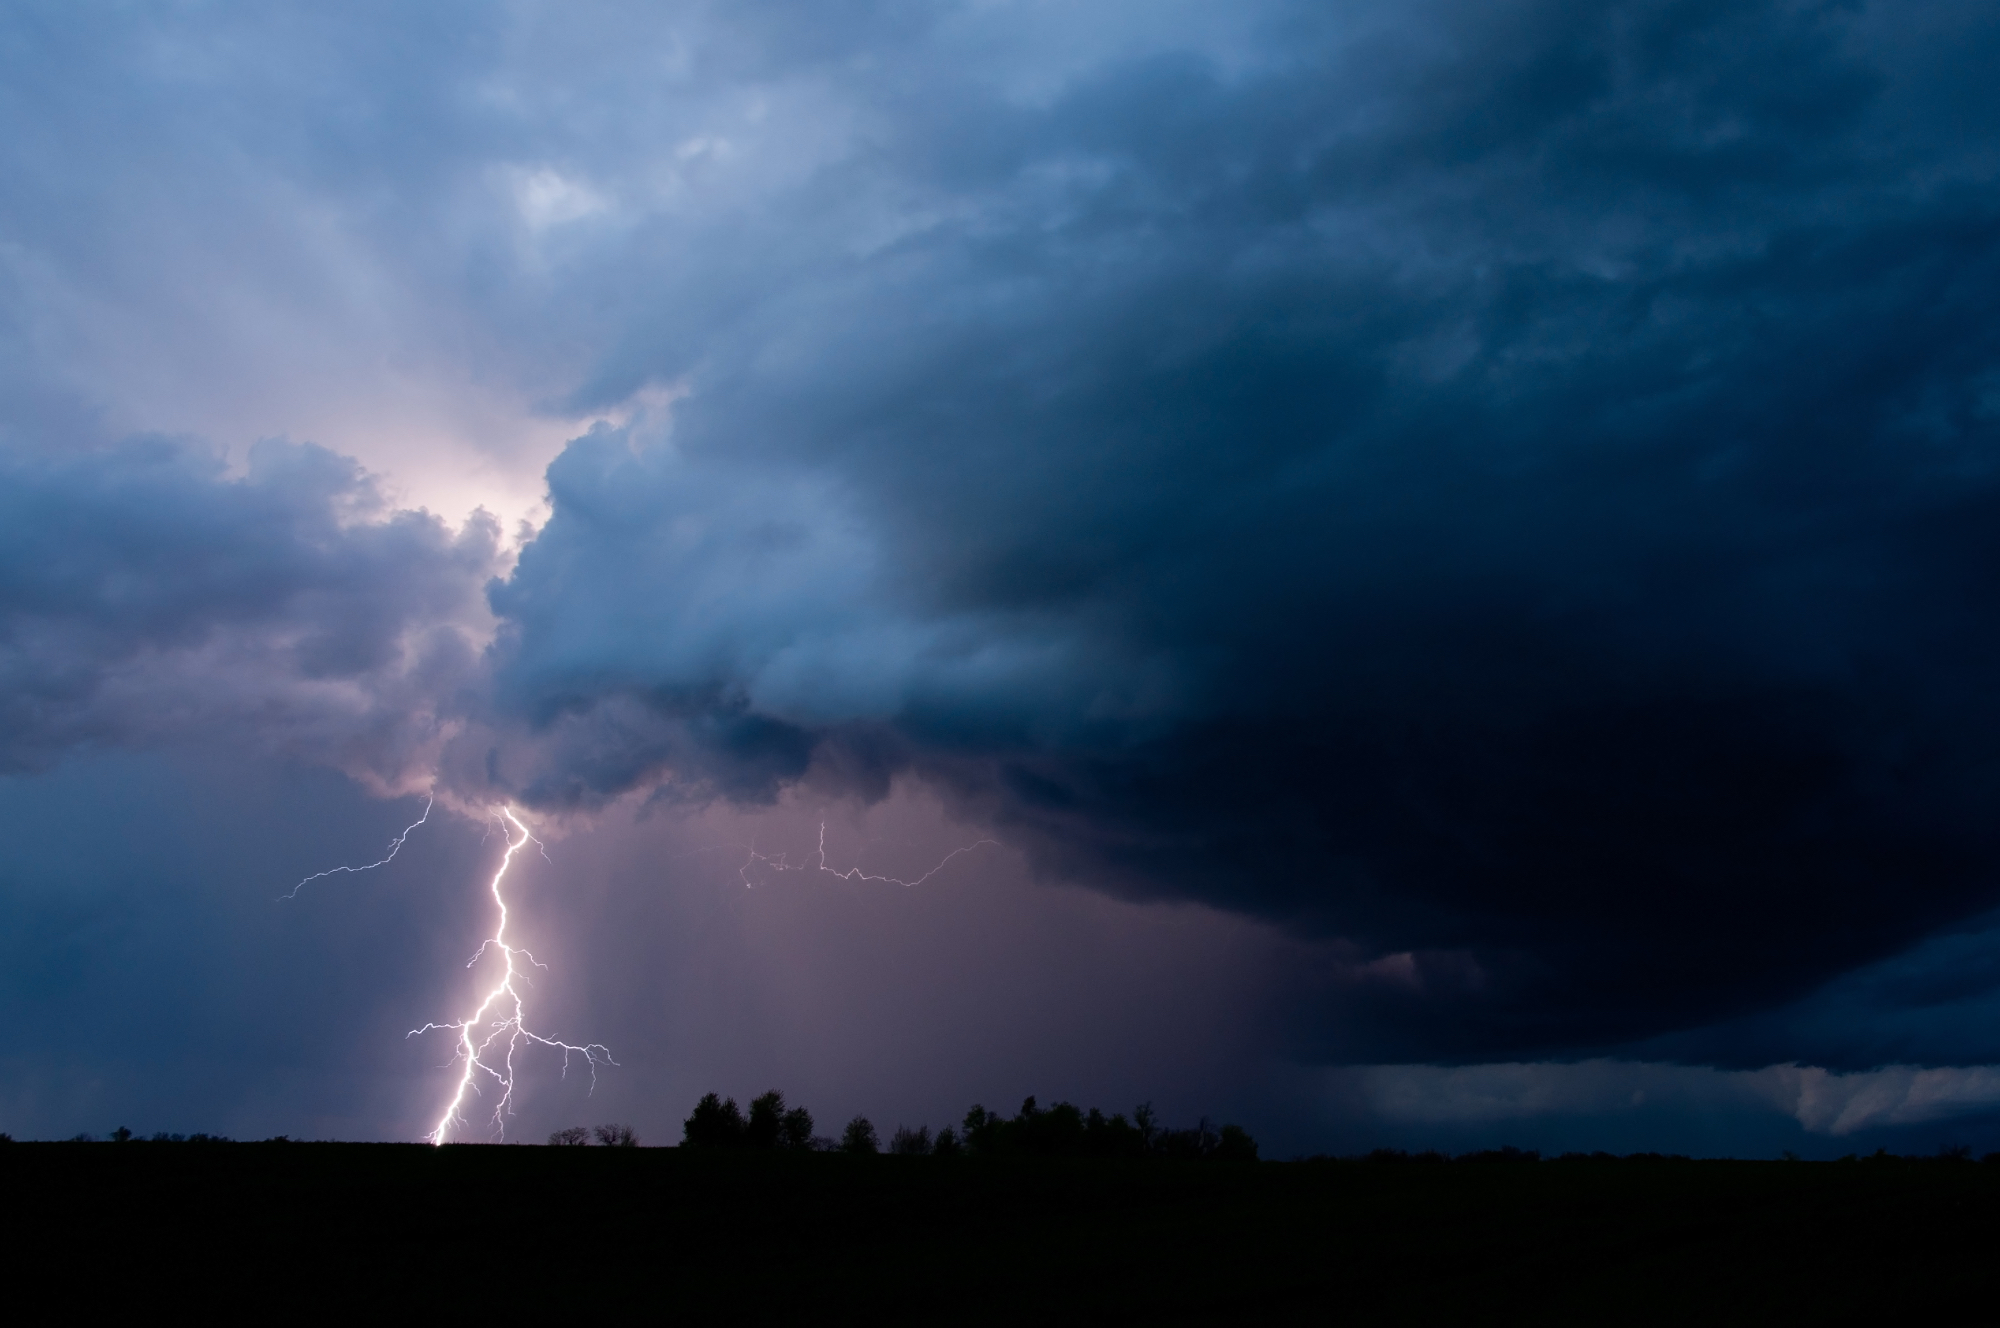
[409,806,614,1145]
[740,821,997,888]
[281,796,433,899]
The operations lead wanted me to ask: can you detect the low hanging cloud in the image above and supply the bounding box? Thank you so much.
[1351,1060,2000,1138]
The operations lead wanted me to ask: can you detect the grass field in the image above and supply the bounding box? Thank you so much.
[6,1144,1995,1321]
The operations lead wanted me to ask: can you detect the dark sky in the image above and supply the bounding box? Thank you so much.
[5,0,2000,1156]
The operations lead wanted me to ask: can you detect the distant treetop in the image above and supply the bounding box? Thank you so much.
[673,1090,1255,1161]
[682,1091,816,1151]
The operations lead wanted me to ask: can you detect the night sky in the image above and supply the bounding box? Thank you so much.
[5,0,2000,1158]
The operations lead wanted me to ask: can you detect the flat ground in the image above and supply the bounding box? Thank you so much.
[5,1145,1993,1321]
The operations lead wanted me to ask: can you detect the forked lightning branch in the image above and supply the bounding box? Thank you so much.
[288,802,612,1144]
[406,808,614,1146]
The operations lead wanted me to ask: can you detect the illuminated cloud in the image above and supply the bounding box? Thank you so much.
[0,438,497,790]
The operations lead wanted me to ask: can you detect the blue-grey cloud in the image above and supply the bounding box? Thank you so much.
[6,0,2000,1089]
[0,438,496,785]
[1334,1058,2000,1150]
[468,0,2000,1063]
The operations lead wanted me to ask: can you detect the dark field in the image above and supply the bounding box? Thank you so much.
[7,1144,1996,1321]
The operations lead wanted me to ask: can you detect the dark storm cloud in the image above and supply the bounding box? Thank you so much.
[478,0,2000,1061]
[0,439,495,784]
[1638,905,2000,1071]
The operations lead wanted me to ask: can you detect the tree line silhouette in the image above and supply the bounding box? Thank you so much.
[15,1125,2000,1165]
[547,1124,639,1147]
[668,1091,1258,1160]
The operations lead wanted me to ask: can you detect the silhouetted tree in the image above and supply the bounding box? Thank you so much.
[548,1126,590,1146]
[747,1091,787,1148]
[1134,1102,1160,1152]
[1083,1107,1145,1158]
[594,1123,639,1147]
[683,1090,821,1149]
[1022,1099,1086,1154]
[1157,1117,1220,1160]
[674,1088,1256,1161]
[962,1105,998,1154]
[683,1093,748,1148]
[1458,1146,1539,1164]
[110,1126,132,1143]
[962,1097,1255,1161]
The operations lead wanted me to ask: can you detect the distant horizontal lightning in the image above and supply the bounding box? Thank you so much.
[282,796,433,899]
[740,821,997,889]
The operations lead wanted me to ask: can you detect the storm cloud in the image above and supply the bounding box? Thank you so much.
[0,438,496,787]
[6,0,2000,1115]
[458,0,2000,1061]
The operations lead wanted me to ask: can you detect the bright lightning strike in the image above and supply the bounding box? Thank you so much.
[740,821,998,889]
[281,796,433,900]
[409,807,614,1146]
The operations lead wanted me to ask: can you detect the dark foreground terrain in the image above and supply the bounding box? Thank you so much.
[5,1144,1995,1321]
